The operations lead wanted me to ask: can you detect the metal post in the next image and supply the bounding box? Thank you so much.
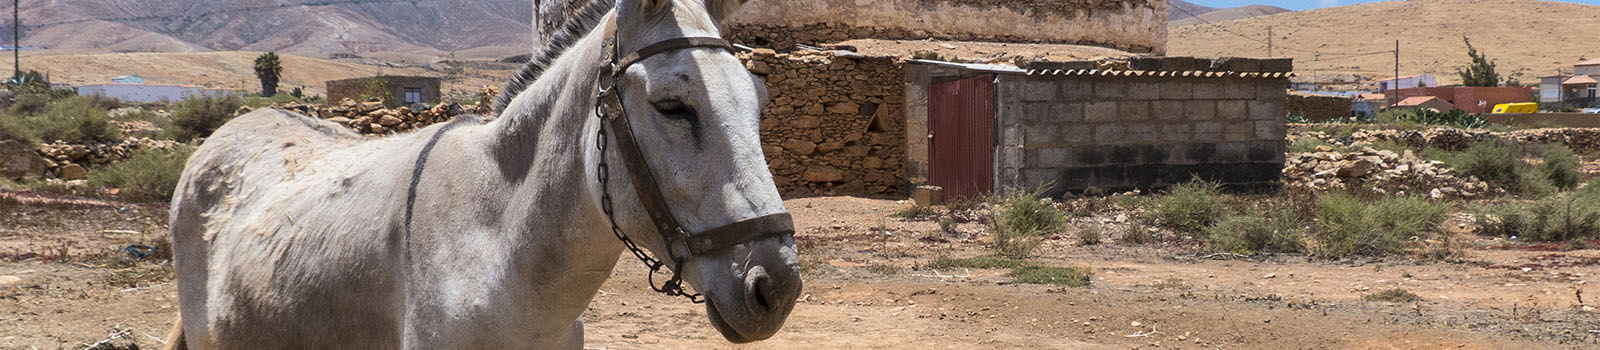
[12,0,18,82]
[1267,26,1272,57]
[1391,40,1399,108]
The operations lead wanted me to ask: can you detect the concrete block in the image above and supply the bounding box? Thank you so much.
[1074,147,1106,166]
[1037,147,1072,166]
[1193,122,1222,142]
[1024,125,1058,146]
[1127,79,1161,100]
[1223,123,1253,142]
[1254,120,1285,141]
[1217,100,1248,120]
[1020,168,1060,189]
[1260,58,1293,72]
[1154,100,1185,121]
[1095,124,1125,144]
[1223,58,1261,72]
[1225,79,1256,99]
[1160,124,1191,143]
[1121,101,1150,121]
[1180,143,1216,164]
[1248,141,1285,162]
[1248,100,1283,121]
[1095,80,1126,99]
[1086,102,1119,122]
[1186,100,1216,121]
[1214,142,1248,163]
[1192,80,1224,99]
[1127,123,1157,143]
[1015,102,1051,123]
[1052,102,1085,123]
[1159,81,1193,100]
[1257,81,1288,100]
[1057,79,1093,101]
[1106,145,1138,164]
[1017,79,1057,102]
[912,185,944,206]
[1161,57,1203,71]
[1060,125,1092,145]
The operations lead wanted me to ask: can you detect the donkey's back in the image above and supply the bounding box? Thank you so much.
[168,108,436,349]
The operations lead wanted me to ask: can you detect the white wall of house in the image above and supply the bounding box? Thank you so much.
[1540,76,1566,102]
[1378,74,1438,91]
[76,84,241,103]
[1576,64,1600,76]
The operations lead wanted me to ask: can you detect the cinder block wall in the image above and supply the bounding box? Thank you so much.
[326,76,442,107]
[996,75,1288,195]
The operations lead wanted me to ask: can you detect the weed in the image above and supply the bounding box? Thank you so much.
[1205,210,1305,255]
[88,146,195,202]
[890,205,937,220]
[937,216,959,236]
[1154,178,1227,233]
[1448,140,1520,189]
[1541,145,1581,190]
[866,263,901,275]
[1476,191,1600,242]
[1362,288,1422,303]
[1076,226,1102,246]
[1007,265,1092,287]
[1288,137,1331,153]
[1122,224,1154,245]
[20,96,122,144]
[991,190,1063,258]
[169,94,245,142]
[926,255,1031,269]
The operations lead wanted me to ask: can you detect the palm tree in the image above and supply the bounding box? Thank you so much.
[254,52,283,97]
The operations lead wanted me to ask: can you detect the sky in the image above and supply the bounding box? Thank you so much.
[1184,0,1600,11]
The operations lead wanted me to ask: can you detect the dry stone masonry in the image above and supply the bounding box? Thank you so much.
[1298,127,1600,153]
[1284,147,1496,199]
[742,49,907,195]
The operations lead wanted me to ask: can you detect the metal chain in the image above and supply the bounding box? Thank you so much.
[595,98,705,303]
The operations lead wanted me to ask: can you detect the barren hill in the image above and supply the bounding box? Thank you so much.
[0,51,513,96]
[8,0,533,61]
[1169,0,1600,87]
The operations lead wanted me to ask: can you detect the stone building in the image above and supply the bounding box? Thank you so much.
[902,57,1293,199]
[326,76,442,107]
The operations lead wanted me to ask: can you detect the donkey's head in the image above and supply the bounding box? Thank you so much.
[603,0,800,343]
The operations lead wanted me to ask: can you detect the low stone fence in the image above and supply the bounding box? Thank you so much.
[1286,93,1352,122]
[741,49,907,196]
[1307,127,1600,152]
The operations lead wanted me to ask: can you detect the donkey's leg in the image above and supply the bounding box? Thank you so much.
[555,318,584,350]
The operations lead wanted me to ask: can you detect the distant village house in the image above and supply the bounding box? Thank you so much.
[1377,73,1437,92]
[75,76,243,103]
[1539,58,1599,108]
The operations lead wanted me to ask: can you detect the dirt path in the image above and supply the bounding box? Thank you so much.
[2,195,1598,349]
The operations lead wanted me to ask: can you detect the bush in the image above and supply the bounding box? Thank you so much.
[1288,137,1330,153]
[1075,227,1102,246]
[1448,141,1520,188]
[1476,189,1600,242]
[1377,109,1486,129]
[0,117,33,144]
[927,255,1031,269]
[1540,145,1580,190]
[1154,179,1227,233]
[1312,194,1447,258]
[21,96,121,144]
[1122,224,1154,244]
[1205,210,1305,255]
[169,95,245,142]
[8,93,52,116]
[991,190,1063,258]
[88,146,195,202]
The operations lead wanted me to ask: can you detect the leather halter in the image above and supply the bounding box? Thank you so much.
[594,25,795,276]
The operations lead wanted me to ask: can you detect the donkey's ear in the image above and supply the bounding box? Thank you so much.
[705,0,748,22]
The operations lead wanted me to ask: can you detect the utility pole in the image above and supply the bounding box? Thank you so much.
[1391,40,1399,108]
[1267,26,1273,57]
[12,0,18,82]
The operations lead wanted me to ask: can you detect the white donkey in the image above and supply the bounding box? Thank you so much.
[164,0,801,347]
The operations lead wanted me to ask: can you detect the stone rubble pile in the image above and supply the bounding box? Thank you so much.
[1284,147,1498,199]
[33,137,181,180]
[1301,127,1600,152]
[236,86,497,135]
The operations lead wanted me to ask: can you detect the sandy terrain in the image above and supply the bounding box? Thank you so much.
[2,193,1598,349]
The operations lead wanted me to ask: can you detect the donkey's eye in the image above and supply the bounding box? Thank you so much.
[652,99,697,122]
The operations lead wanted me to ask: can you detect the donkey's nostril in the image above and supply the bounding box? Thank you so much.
[744,265,775,314]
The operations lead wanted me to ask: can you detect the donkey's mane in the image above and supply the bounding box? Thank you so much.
[490,0,617,114]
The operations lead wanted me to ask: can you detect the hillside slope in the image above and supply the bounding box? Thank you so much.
[1169,0,1600,86]
[1169,4,1291,27]
[8,0,533,60]
[2,51,513,96]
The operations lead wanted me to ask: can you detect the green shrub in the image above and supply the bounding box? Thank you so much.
[1312,194,1450,258]
[1476,190,1600,242]
[1516,168,1557,199]
[169,95,245,142]
[1154,179,1227,232]
[1363,288,1422,302]
[1075,227,1102,246]
[1007,265,1091,287]
[0,116,33,144]
[21,96,121,144]
[1370,195,1452,240]
[8,93,52,116]
[1122,224,1154,244]
[88,146,195,202]
[1540,145,1581,190]
[991,190,1062,258]
[1377,109,1486,129]
[1205,210,1305,255]
[927,255,1031,269]
[1448,141,1520,188]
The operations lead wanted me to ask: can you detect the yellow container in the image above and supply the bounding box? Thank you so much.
[1492,103,1538,114]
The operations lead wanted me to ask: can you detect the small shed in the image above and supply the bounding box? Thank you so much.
[903,57,1293,199]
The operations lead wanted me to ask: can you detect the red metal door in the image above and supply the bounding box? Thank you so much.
[928,74,995,201]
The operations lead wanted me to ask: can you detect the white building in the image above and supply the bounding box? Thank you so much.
[1377,73,1437,92]
[1538,58,1600,106]
[75,83,242,103]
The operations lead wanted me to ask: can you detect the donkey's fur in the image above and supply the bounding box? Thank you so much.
[166,0,798,348]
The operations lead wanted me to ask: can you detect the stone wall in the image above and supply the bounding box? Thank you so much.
[741,49,907,196]
[326,76,443,107]
[996,74,1289,195]
[727,0,1166,54]
[1286,93,1352,122]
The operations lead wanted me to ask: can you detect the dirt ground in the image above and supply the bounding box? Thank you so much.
[3,193,1599,349]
